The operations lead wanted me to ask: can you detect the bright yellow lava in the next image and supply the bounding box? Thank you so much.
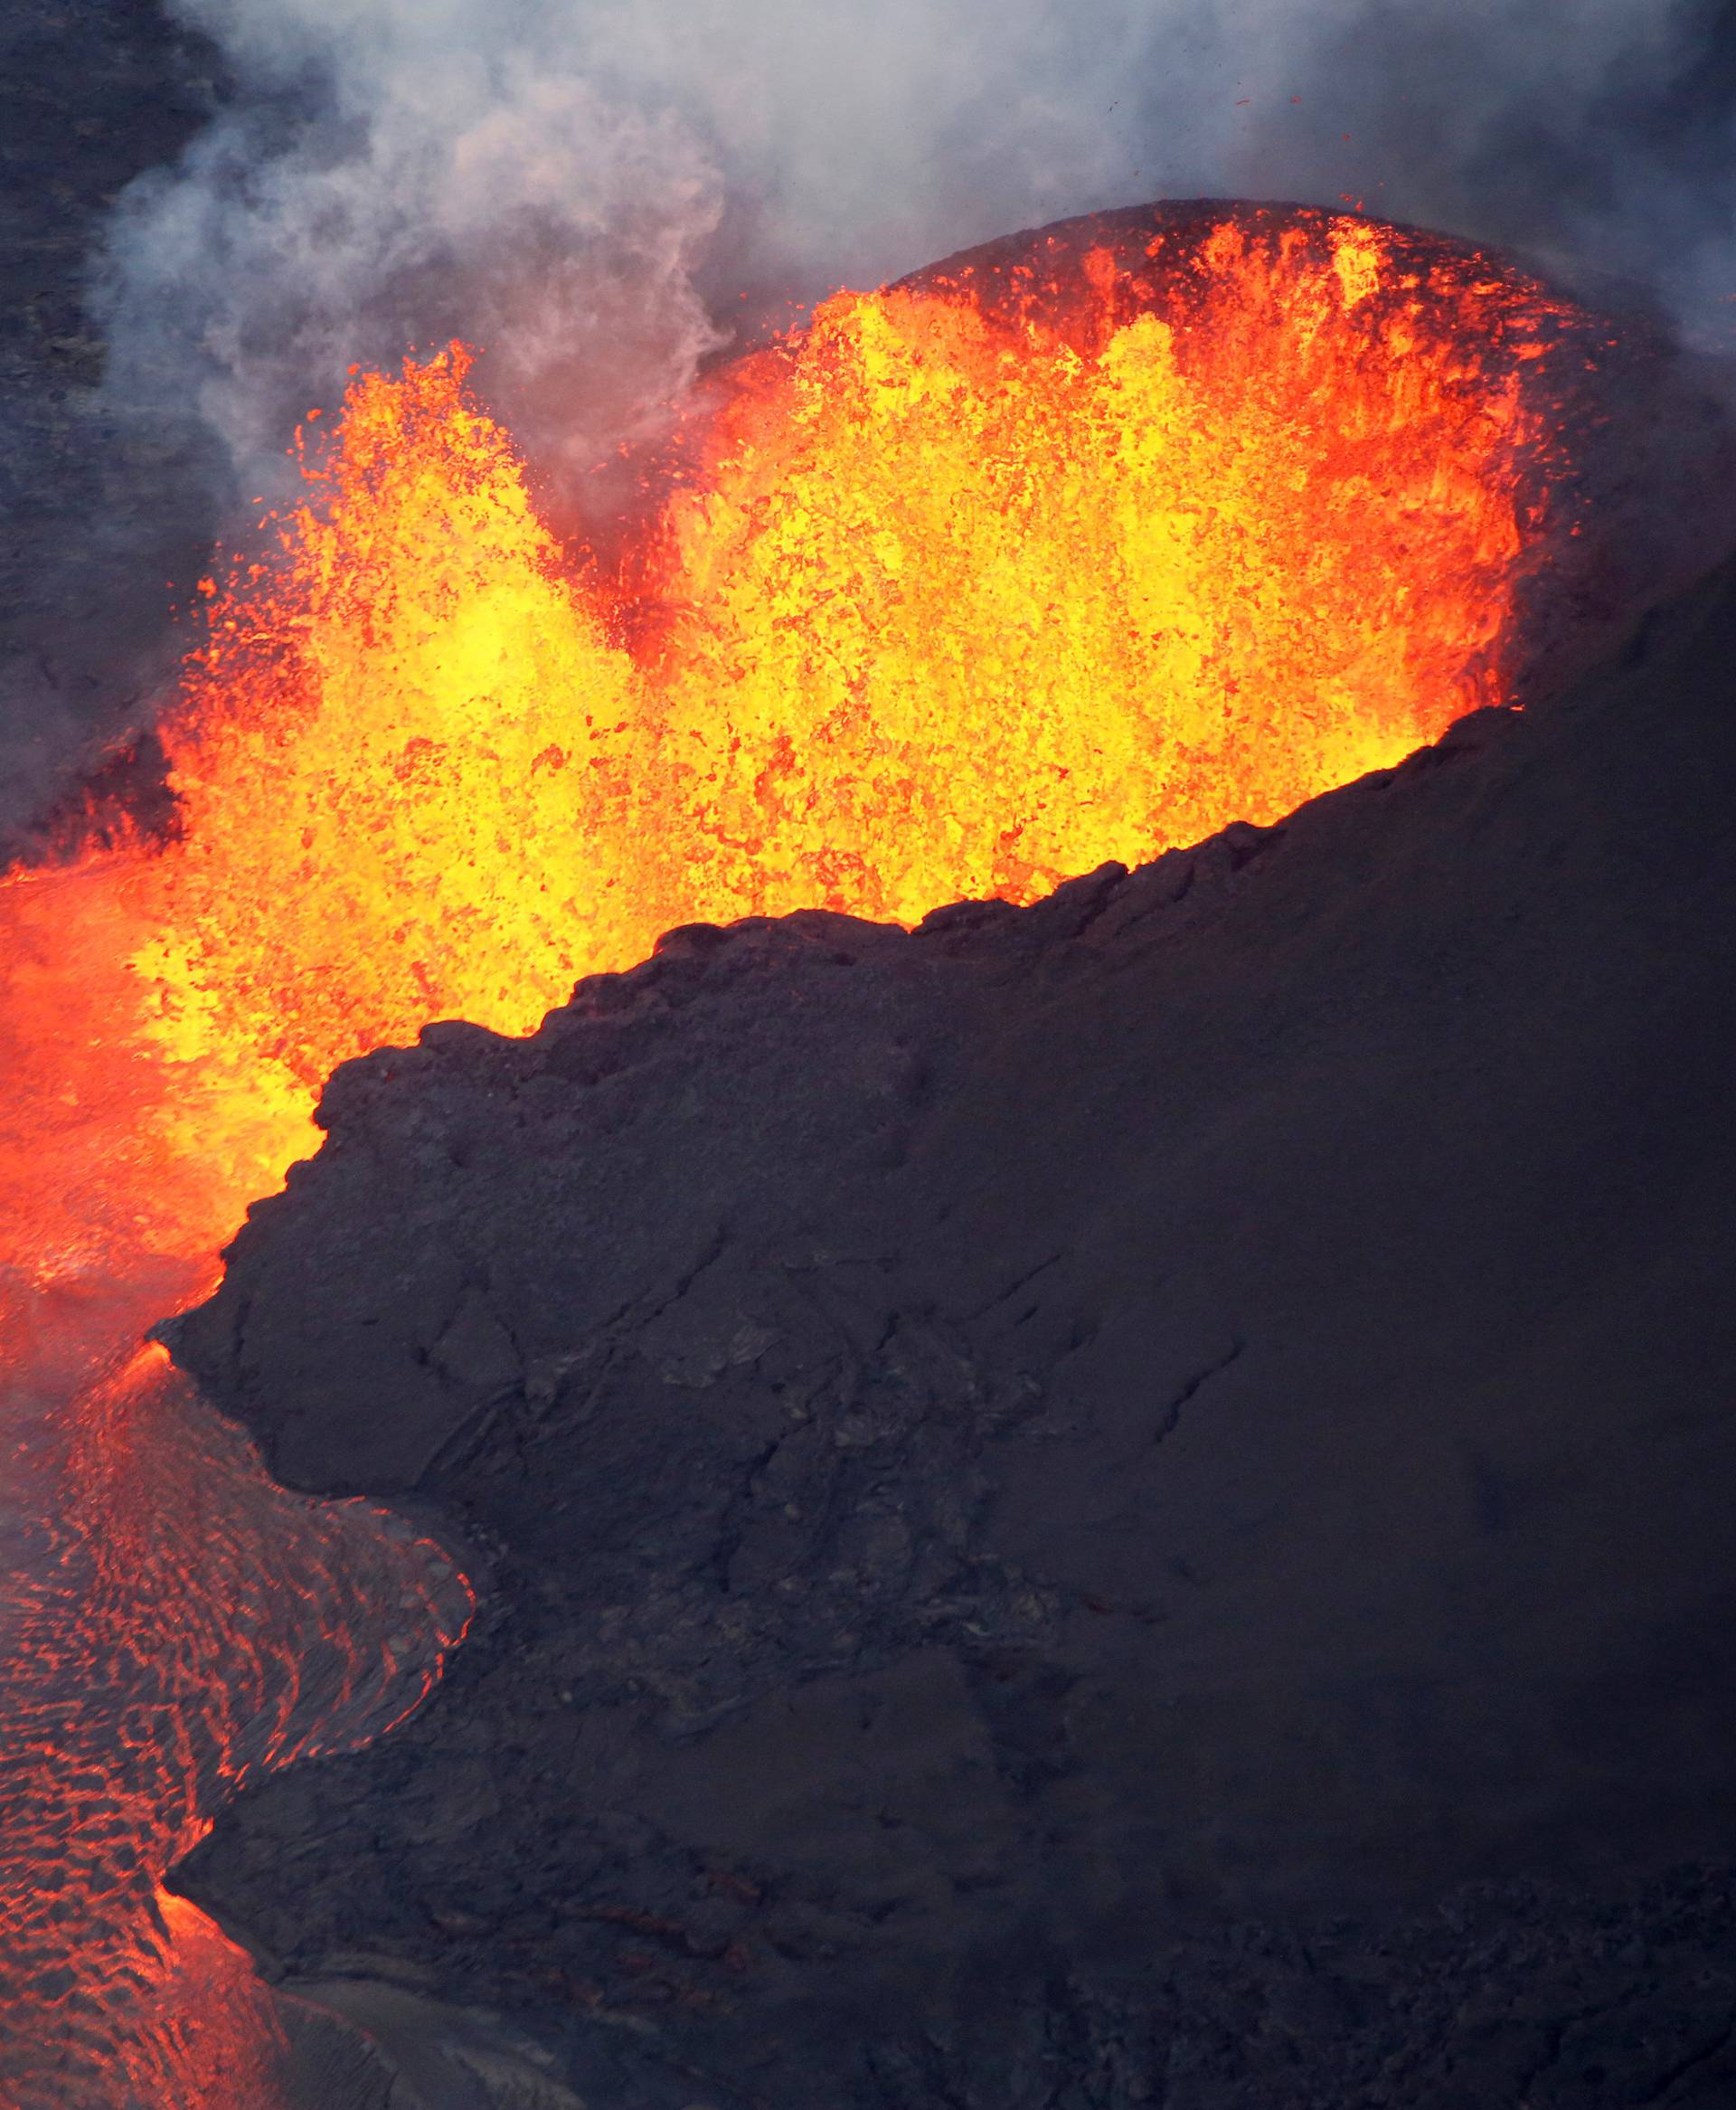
[3,213,1574,1335]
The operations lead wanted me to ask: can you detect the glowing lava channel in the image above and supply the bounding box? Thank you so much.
[0,211,1585,2099]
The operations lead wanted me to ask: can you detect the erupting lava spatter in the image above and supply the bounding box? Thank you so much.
[0,207,1593,2098]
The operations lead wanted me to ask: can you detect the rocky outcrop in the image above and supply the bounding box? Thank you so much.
[175,559,1736,2105]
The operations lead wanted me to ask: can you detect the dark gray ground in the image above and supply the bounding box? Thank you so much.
[0,0,219,844]
[174,555,1736,2106]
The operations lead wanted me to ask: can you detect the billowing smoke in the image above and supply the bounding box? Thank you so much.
[1244,0,1736,345]
[93,0,1736,517]
[4,0,1731,835]
[91,0,1222,525]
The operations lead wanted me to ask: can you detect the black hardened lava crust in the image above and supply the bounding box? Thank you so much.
[174,560,1736,2107]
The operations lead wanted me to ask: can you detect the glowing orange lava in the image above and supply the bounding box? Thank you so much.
[0,206,1593,2098]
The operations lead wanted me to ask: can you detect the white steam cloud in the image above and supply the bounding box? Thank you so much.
[95,0,1736,525]
[96,0,1241,513]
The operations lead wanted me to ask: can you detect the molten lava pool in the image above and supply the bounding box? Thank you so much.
[0,203,1614,2099]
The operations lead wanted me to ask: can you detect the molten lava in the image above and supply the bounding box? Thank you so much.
[143,211,1576,1120]
[0,204,1602,2097]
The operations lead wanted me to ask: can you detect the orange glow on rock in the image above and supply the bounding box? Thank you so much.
[0,205,1593,2091]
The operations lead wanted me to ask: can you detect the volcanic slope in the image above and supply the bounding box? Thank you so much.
[176,554,1736,2107]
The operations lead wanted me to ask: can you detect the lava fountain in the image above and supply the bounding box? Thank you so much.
[0,204,1635,2098]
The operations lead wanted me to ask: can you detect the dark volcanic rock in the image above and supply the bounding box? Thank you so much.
[176,561,1736,2105]
[0,0,222,839]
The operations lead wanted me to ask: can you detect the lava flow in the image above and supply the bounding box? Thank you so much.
[0,204,1602,2100]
